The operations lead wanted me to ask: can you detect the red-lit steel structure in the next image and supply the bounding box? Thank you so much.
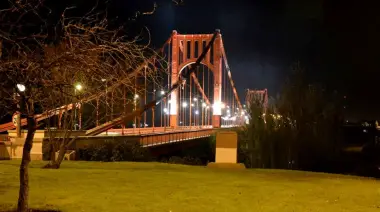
[0,30,245,138]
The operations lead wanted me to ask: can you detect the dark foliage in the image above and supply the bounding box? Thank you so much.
[167,156,203,166]
[239,63,345,172]
[78,140,152,162]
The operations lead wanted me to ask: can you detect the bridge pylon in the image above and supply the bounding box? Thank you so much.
[170,30,223,128]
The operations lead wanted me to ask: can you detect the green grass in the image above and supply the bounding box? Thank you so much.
[0,161,379,212]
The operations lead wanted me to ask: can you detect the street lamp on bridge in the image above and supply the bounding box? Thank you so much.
[16,84,26,92]
[74,83,83,130]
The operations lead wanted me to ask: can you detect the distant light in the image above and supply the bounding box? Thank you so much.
[195,110,199,115]
[101,78,107,82]
[263,113,266,116]
[16,84,26,92]
[183,102,188,108]
[134,94,139,99]
[193,97,198,102]
[221,103,225,109]
[160,90,165,95]
[227,105,230,108]
[206,106,210,109]
[191,103,195,107]
[243,104,246,108]
[202,103,207,108]
[241,111,245,116]
[363,129,367,133]
[227,109,230,113]
[75,83,83,91]
[245,115,248,120]
[163,108,168,113]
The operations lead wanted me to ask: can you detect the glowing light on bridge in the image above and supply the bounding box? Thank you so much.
[212,102,223,115]
[75,83,83,91]
[16,84,26,92]
[0,30,247,135]
[169,88,178,115]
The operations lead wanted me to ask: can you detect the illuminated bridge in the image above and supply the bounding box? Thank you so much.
[1,30,248,149]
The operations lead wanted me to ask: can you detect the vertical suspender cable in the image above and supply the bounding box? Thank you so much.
[202,65,205,127]
[208,66,210,126]
[152,73,155,129]
[144,66,147,128]
[166,40,172,127]
[96,98,99,127]
[189,69,192,127]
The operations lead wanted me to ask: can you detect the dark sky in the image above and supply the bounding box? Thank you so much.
[107,0,380,120]
[5,0,380,120]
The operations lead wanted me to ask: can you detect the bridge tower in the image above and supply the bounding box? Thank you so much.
[170,30,223,128]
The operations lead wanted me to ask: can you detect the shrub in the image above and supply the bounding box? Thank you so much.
[79,140,151,162]
[168,156,184,164]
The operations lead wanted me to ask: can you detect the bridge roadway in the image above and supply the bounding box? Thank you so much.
[0,125,239,160]
[92,125,238,147]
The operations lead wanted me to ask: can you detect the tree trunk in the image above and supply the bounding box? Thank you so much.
[43,137,76,169]
[17,116,36,212]
[270,140,275,168]
[54,141,67,168]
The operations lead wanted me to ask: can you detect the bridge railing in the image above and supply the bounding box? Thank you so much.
[140,128,214,147]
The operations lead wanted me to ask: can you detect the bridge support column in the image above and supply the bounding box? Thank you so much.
[212,32,222,128]
[170,30,179,128]
[212,115,221,128]
[169,115,177,128]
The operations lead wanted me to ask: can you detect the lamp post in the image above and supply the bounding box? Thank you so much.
[74,83,82,130]
[101,79,108,122]
[160,90,164,127]
[202,102,206,127]
[134,94,139,128]
[15,84,25,137]
[193,97,198,126]
[182,102,188,127]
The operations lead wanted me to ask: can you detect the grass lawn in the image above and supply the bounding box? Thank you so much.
[0,161,379,212]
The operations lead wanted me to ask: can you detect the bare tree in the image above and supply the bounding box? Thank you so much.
[0,1,167,211]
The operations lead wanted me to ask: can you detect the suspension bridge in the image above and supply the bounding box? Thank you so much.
[1,30,252,151]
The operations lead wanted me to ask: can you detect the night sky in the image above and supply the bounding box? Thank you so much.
[6,0,380,120]
[109,0,380,120]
